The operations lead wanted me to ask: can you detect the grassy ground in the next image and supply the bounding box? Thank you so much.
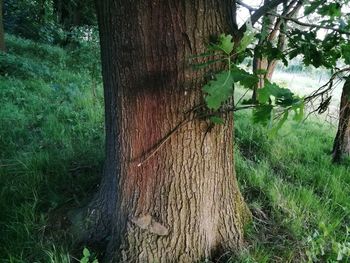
[234,112,350,262]
[1,35,350,262]
[0,35,104,262]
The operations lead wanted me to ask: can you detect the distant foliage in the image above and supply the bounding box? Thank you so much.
[4,0,65,43]
[66,26,101,82]
[285,0,350,70]
[4,0,96,45]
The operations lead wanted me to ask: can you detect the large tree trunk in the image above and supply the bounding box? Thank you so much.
[332,77,350,162]
[86,0,250,262]
[0,0,5,52]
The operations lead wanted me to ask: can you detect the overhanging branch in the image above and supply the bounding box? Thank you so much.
[237,0,286,36]
[247,0,286,25]
[267,13,350,35]
[236,0,257,12]
[307,67,350,97]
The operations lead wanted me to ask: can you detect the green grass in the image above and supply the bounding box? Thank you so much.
[1,34,350,262]
[0,35,104,262]
[234,111,350,262]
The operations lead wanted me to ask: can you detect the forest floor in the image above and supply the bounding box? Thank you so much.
[0,35,350,262]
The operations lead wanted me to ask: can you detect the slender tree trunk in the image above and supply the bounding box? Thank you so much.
[252,4,275,102]
[0,0,6,52]
[252,0,301,102]
[38,0,46,24]
[53,0,63,24]
[265,1,301,81]
[84,1,250,262]
[333,77,350,162]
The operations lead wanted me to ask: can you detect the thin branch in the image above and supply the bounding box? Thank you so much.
[238,0,286,33]
[234,105,257,111]
[235,88,250,107]
[236,0,257,12]
[267,12,350,35]
[133,117,191,167]
[250,0,286,26]
[132,103,210,166]
[268,0,302,41]
[304,67,350,102]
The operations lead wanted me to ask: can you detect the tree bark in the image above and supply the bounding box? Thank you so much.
[0,0,6,52]
[88,1,250,262]
[332,77,350,162]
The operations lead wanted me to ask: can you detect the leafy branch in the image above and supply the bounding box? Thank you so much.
[191,33,305,134]
[266,12,350,35]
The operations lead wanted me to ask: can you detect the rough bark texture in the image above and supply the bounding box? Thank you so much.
[0,0,5,52]
[92,0,250,262]
[333,77,350,162]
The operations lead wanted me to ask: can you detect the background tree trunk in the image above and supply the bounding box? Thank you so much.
[252,0,301,102]
[91,0,250,262]
[0,0,6,52]
[333,77,350,162]
[38,0,46,24]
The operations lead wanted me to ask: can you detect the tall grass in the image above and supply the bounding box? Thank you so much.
[0,35,104,262]
[234,111,350,262]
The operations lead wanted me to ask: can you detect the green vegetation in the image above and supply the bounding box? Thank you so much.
[1,35,350,262]
[234,111,350,262]
[0,35,104,262]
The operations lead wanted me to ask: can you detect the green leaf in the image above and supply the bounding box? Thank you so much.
[304,0,322,15]
[231,66,259,89]
[341,44,350,64]
[254,69,268,75]
[83,248,90,258]
[258,82,294,105]
[203,71,234,110]
[258,82,277,104]
[209,116,224,124]
[236,24,256,54]
[241,98,254,105]
[318,3,341,17]
[292,101,305,122]
[268,110,289,137]
[192,58,225,70]
[209,34,234,55]
[253,105,273,125]
[218,34,234,55]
